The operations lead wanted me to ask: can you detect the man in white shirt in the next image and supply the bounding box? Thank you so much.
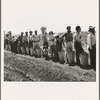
[87,26,96,70]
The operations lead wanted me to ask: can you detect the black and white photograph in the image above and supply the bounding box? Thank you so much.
[1,0,99,99]
[3,0,97,82]
[4,26,97,82]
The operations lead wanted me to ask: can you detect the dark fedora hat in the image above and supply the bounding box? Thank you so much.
[34,30,37,33]
[21,32,24,34]
[25,31,28,33]
[29,31,33,34]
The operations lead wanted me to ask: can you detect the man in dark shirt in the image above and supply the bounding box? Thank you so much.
[62,26,73,63]
[63,26,73,53]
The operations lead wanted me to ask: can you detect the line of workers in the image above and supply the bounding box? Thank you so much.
[4,26,96,71]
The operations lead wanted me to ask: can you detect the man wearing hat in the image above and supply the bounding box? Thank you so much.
[87,26,96,71]
[24,32,29,55]
[62,26,73,63]
[29,31,33,56]
[48,31,55,60]
[4,34,9,50]
[32,30,40,57]
[17,32,24,54]
[40,26,49,60]
[8,31,13,51]
[20,32,24,54]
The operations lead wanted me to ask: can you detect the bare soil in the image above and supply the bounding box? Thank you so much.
[4,51,96,82]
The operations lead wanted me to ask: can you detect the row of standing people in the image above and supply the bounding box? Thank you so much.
[4,26,96,71]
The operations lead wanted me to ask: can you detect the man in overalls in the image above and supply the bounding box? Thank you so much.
[24,32,29,55]
[29,31,33,56]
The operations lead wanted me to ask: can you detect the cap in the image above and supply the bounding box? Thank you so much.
[89,26,95,30]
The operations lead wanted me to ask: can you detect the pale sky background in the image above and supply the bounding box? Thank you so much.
[2,0,98,35]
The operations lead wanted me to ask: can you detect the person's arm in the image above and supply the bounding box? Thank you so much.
[76,34,82,42]
[87,34,92,49]
[38,35,40,42]
[89,34,92,49]
[62,41,65,48]
[28,36,30,42]
[71,33,73,42]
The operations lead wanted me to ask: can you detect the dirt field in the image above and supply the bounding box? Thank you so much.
[4,51,96,82]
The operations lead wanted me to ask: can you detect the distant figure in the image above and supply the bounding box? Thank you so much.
[29,31,33,56]
[48,31,55,60]
[87,26,96,71]
[74,26,84,65]
[40,26,49,60]
[4,34,9,50]
[63,26,73,52]
[8,31,13,51]
[32,30,40,57]
[11,36,17,53]
[19,32,24,54]
[54,35,61,62]
[24,32,29,55]
[62,26,73,63]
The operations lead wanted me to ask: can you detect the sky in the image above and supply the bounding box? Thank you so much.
[2,0,98,35]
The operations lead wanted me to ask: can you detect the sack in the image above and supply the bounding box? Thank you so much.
[56,40,62,51]
[81,41,89,54]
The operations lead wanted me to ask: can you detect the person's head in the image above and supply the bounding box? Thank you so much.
[25,32,28,36]
[29,31,33,35]
[34,30,37,35]
[88,26,95,35]
[21,32,24,36]
[8,31,12,36]
[41,26,46,34]
[49,31,53,35]
[6,34,8,37]
[76,26,81,33]
[66,26,71,32]
[56,35,60,40]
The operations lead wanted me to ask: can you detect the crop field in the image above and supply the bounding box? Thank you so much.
[4,31,96,82]
[4,51,96,82]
